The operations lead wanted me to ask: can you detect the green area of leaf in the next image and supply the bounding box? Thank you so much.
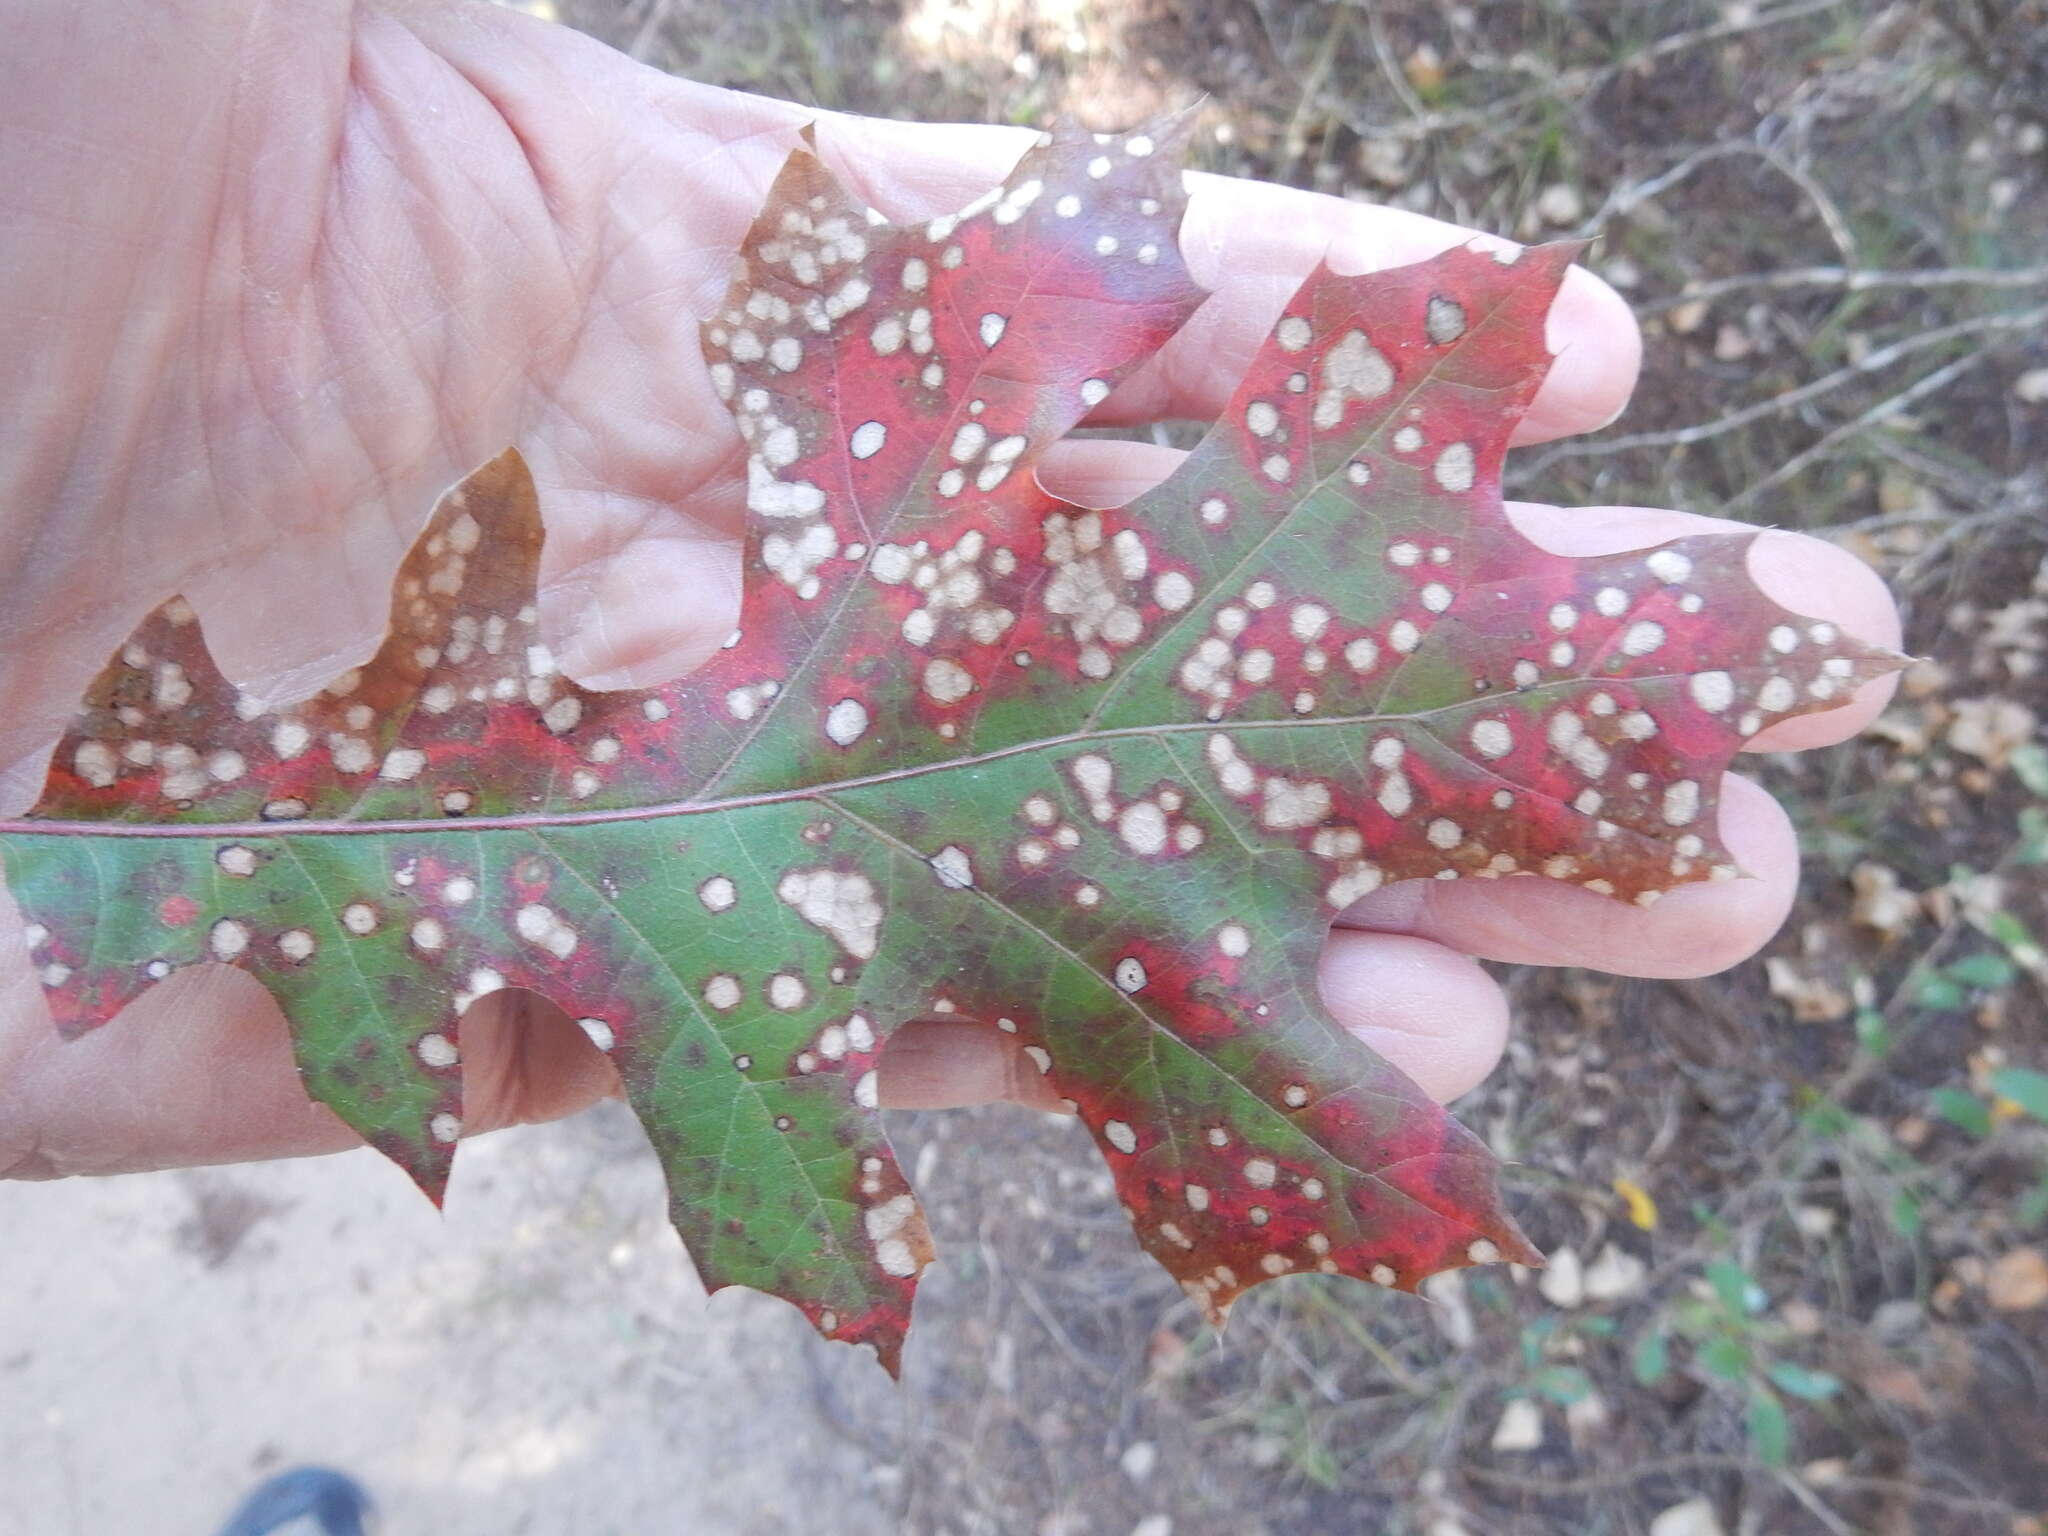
[1706,1260,1763,1317]
[1748,1386,1791,1466]
[1530,1364,1594,1406]
[1632,1329,1669,1387]
[1892,1189,1923,1238]
[1854,1008,1892,1059]
[1947,952,2018,990]
[2010,742,2048,799]
[1915,974,1967,1011]
[1931,1086,1993,1138]
[1991,1067,2048,1123]
[1698,1335,1749,1381]
[1765,1361,1842,1401]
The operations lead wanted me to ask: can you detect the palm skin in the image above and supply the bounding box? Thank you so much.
[0,0,1899,1180]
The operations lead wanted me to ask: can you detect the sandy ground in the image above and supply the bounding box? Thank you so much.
[0,1103,906,1536]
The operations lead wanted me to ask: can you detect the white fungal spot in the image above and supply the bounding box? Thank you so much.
[1425,296,1467,344]
[73,740,118,787]
[1690,670,1735,712]
[456,967,504,1013]
[704,974,742,1011]
[1313,329,1395,429]
[1244,1158,1277,1188]
[1218,924,1250,957]
[410,917,445,951]
[979,313,1007,347]
[824,697,870,747]
[515,903,579,959]
[271,720,310,760]
[1114,956,1148,993]
[849,420,887,459]
[417,1033,458,1068]
[1153,570,1194,611]
[1118,801,1169,856]
[1433,442,1475,493]
[1470,719,1513,759]
[768,973,807,1011]
[1620,620,1666,657]
[277,930,315,961]
[1261,777,1332,831]
[1661,779,1701,826]
[922,658,973,705]
[776,867,883,960]
[1104,1120,1137,1153]
[209,919,249,960]
[929,845,975,889]
[1646,550,1692,583]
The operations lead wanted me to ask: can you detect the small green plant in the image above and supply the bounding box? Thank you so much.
[1631,1259,1842,1466]
[1505,1312,1609,1412]
[1928,1065,2048,1226]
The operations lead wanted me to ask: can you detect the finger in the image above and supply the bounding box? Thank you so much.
[455,989,623,1136]
[0,964,359,1179]
[1317,931,1510,1104]
[877,930,1508,1112]
[1505,502,1903,748]
[877,1017,1069,1113]
[1039,441,1902,742]
[812,115,1640,445]
[1343,772,1798,977]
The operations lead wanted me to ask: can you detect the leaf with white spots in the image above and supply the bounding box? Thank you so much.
[1,120,1902,1372]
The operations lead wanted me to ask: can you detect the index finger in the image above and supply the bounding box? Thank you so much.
[816,114,1640,444]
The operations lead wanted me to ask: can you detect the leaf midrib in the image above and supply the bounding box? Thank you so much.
[2,654,1778,841]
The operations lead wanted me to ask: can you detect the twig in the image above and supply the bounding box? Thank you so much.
[1776,1467,1860,1536]
[1273,8,1350,189]
[1720,349,1998,516]
[1512,304,2048,480]
[1639,263,2048,315]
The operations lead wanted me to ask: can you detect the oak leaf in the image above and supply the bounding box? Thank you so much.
[0,120,1901,1371]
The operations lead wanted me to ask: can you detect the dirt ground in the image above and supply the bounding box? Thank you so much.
[6,1,2048,1533]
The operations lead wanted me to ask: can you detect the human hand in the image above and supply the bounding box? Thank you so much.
[0,0,1899,1179]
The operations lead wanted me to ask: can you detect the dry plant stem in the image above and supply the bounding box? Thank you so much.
[1638,263,2048,315]
[1512,304,2048,479]
[1721,349,2005,515]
